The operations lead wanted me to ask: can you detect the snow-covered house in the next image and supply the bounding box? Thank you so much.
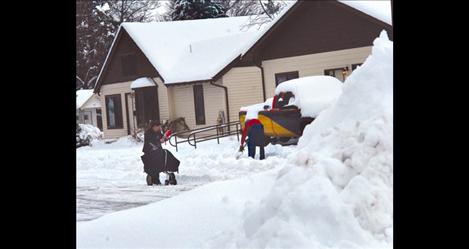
[94,0,392,139]
[76,89,103,130]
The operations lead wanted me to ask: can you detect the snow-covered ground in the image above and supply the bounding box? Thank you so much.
[77,31,392,249]
[77,136,295,221]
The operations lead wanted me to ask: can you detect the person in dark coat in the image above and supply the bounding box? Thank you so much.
[239,118,266,160]
[141,121,180,185]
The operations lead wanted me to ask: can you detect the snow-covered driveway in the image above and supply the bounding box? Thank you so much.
[77,136,295,221]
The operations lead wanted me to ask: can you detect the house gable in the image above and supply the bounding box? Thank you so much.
[242,0,393,62]
[95,29,160,92]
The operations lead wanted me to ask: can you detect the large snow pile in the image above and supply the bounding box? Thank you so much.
[219,30,393,249]
[77,31,392,249]
[275,76,343,118]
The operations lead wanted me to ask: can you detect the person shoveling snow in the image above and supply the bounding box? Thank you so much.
[238,118,266,160]
[141,121,180,185]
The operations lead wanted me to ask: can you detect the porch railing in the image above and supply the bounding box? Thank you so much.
[167,121,241,152]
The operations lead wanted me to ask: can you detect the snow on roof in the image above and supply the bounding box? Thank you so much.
[275,76,343,118]
[122,16,266,84]
[76,89,94,109]
[131,77,155,89]
[340,0,392,25]
[121,1,298,85]
[100,0,388,86]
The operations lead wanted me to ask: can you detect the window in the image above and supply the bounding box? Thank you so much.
[275,71,299,86]
[352,63,362,71]
[121,54,137,76]
[324,67,349,82]
[96,109,103,131]
[135,87,159,128]
[193,85,206,125]
[105,94,124,129]
[84,114,89,120]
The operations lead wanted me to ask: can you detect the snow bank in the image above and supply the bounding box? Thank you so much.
[77,31,392,249]
[275,76,343,118]
[225,30,393,249]
[130,77,155,89]
[241,98,273,120]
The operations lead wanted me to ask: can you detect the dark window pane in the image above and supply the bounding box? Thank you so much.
[193,85,205,125]
[135,87,159,128]
[105,94,123,129]
[275,71,299,86]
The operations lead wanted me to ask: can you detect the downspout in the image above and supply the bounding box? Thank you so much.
[210,80,230,124]
[255,62,267,101]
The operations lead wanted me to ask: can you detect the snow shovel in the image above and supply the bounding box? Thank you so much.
[235,145,245,159]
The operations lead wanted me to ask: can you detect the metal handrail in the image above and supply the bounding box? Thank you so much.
[168,121,241,152]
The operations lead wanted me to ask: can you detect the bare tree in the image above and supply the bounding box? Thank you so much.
[217,0,260,16]
[76,0,161,89]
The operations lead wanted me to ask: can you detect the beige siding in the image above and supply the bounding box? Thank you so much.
[262,46,372,98]
[169,81,225,130]
[99,78,170,139]
[153,77,170,122]
[222,66,263,123]
[100,81,132,139]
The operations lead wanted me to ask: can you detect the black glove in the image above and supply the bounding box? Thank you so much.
[239,146,244,152]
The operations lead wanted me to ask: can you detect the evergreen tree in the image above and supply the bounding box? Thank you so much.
[171,0,228,21]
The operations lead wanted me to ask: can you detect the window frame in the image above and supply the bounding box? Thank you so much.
[105,94,124,129]
[193,85,206,125]
[275,71,299,86]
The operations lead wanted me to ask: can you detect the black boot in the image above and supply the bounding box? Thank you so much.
[164,173,170,185]
[146,174,153,186]
[169,173,177,185]
[152,174,161,185]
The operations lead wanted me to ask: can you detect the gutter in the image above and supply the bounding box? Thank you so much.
[255,63,267,101]
[209,80,230,124]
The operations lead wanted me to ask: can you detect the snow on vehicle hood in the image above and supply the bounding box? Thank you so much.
[275,76,343,118]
